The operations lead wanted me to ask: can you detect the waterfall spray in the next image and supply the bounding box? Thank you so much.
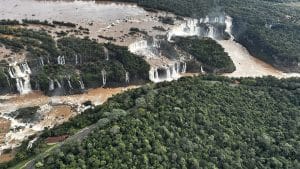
[125,71,130,83]
[101,69,107,87]
[57,56,66,65]
[8,62,32,94]
[39,57,44,66]
[75,55,78,65]
[67,76,73,89]
[79,79,85,90]
[103,47,109,61]
[55,79,62,88]
[49,79,54,91]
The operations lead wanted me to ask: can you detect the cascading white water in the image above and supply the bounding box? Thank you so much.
[78,79,85,89]
[167,15,225,41]
[101,69,107,86]
[55,79,62,88]
[8,62,32,94]
[182,62,187,73]
[57,56,66,65]
[103,47,109,61]
[128,40,158,59]
[148,61,185,83]
[125,71,130,83]
[67,76,73,89]
[75,55,78,65]
[39,57,44,66]
[201,66,205,74]
[49,79,54,91]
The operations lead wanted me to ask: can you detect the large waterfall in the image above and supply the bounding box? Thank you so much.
[128,40,158,59]
[167,15,226,41]
[8,62,32,94]
[149,61,186,83]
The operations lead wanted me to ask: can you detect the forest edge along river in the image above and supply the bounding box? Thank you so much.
[0,0,299,163]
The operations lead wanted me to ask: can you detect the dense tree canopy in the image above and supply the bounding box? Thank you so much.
[174,37,235,73]
[11,75,297,169]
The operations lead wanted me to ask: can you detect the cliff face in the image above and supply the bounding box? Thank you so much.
[0,33,150,95]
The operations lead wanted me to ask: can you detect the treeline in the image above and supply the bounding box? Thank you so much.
[1,75,299,168]
[174,37,235,73]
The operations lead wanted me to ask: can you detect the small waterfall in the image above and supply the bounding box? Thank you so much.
[55,79,62,88]
[39,57,44,66]
[181,62,187,73]
[78,79,85,90]
[101,69,107,86]
[75,55,78,65]
[27,137,38,149]
[49,79,54,91]
[201,66,205,74]
[103,47,109,61]
[125,71,130,83]
[166,66,171,80]
[67,76,73,89]
[208,26,215,39]
[8,62,32,94]
[57,56,65,65]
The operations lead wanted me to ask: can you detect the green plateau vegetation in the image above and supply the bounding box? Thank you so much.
[174,37,235,73]
[113,0,300,72]
[1,75,299,169]
[0,24,235,95]
[0,25,150,95]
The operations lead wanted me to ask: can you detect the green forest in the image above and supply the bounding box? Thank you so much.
[2,76,299,169]
[113,0,300,72]
[174,37,235,73]
[0,25,150,95]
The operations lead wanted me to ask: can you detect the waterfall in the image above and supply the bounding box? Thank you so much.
[224,16,234,40]
[8,62,32,94]
[181,62,187,73]
[27,138,38,149]
[67,76,73,89]
[101,69,107,86]
[78,79,85,90]
[167,15,226,41]
[57,56,65,65]
[125,71,130,83]
[148,62,183,83]
[55,79,62,88]
[39,57,44,66]
[103,47,109,61]
[75,55,78,65]
[201,66,205,74]
[208,26,215,39]
[128,40,148,53]
[49,79,54,91]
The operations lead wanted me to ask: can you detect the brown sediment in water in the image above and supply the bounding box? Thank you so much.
[0,118,11,144]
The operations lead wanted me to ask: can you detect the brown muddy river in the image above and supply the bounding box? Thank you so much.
[0,0,145,24]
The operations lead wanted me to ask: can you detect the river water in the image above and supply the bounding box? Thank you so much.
[0,0,145,24]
